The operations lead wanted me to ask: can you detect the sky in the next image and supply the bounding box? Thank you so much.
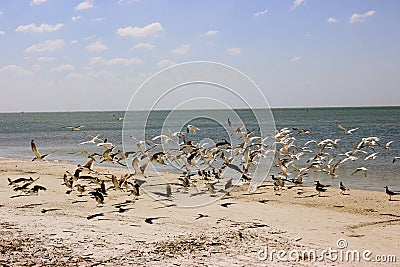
[0,0,399,112]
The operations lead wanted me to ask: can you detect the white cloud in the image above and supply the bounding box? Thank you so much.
[327,17,337,23]
[350,10,376,23]
[86,56,142,70]
[25,39,65,52]
[72,16,81,21]
[93,17,105,22]
[38,56,55,62]
[292,0,304,9]
[0,11,3,16]
[157,59,175,68]
[117,0,139,5]
[0,30,4,36]
[116,22,163,37]
[16,23,64,33]
[71,40,79,44]
[226,47,241,55]
[30,0,46,5]
[202,30,219,36]
[290,56,301,62]
[85,40,108,52]
[254,9,268,17]
[51,64,75,72]
[75,0,94,10]
[171,43,190,55]
[131,42,155,50]
[0,65,34,76]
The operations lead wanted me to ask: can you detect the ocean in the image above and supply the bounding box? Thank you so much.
[1,106,399,191]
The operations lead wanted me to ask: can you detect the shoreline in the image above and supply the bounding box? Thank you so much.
[1,157,399,266]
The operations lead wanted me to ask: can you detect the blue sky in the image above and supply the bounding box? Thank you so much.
[0,0,399,112]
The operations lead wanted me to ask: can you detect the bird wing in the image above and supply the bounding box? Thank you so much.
[31,140,41,158]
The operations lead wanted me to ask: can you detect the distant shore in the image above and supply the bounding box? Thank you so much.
[1,157,399,266]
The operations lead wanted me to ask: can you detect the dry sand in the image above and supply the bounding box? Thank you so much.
[0,157,399,266]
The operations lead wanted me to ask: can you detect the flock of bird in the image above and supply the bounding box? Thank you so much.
[6,117,400,204]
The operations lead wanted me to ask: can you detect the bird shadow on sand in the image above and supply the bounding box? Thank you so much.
[294,193,319,198]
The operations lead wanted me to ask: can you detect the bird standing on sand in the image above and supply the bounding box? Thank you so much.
[385,186,400,201]
[166,184,172,197]
[339,181,349,194]
[315,181,329,196]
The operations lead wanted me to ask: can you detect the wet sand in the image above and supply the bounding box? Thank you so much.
[0,157,399,266]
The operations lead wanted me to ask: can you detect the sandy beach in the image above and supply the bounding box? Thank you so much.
[0,157,399,266]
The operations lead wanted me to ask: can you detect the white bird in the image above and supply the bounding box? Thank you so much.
[64,125,86,131]
[336,122,358,135]
[393,157,400,163]
[187,124,200,135]
[79,134,102,145]
[383,141,393,150]
[152,134,172,145]
[364,152,378,160]
[96,139,113,149]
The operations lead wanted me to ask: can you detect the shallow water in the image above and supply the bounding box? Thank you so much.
[1,106,399,191]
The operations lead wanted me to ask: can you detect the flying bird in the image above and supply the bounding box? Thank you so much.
[335,122,358,135]
[351,167,368,177]
[186,124,200,135]
[31,139,55,161]
[64,125,86,131]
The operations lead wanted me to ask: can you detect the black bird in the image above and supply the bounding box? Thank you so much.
[89,191,104,204]
[315,185,327,196]
[195,213,209,220]
[221,202,235,208]
[315,181,330,188]
[145,217,165,224]
[339,181,349,194]
[385,186,400,201]
[29,185,46,194]
[315,181,329,196]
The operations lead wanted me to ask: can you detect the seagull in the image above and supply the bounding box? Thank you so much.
[364,152,378,161]
[335,122,358,135]
[64,125,86,131]
[151,134,172,145]
[31,139,55,161]
[385,186,400,201]
[339,181,349,194]
[113,114,123,121]
[393,157,400,163]
[383,141,393,150]
[79,134,102,145]
[96,139,113,149]
[351,167,368,177]
[186,124,200,135]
